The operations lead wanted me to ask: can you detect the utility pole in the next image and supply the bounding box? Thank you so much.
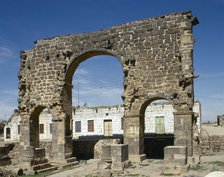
[100,81,102,95]
[78,82,80,106]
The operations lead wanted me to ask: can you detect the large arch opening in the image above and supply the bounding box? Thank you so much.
[67,53,124,160]
[140,98,175,159]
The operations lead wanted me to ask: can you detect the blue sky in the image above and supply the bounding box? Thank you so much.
[0,0,223,122]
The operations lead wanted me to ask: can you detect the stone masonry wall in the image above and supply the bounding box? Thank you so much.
[17,11,198,161]
[18,11,198,117]
[199,135,224,155]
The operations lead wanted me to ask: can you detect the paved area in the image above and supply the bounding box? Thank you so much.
[47,156,224,177]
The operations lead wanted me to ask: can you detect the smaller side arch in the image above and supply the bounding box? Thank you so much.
[29,105,51,147]
[139,95,175,116]
[139,96,175,159]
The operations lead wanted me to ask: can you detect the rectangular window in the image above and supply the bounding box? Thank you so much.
[18,125,20,134]
[104,120,112,136]
[121,117,124,130]
[88,120,94,132]
[6,128,10,139]
[50,123,53,134]
[75,121,81,133]
[155,116,165,134]
[39,124,44,134]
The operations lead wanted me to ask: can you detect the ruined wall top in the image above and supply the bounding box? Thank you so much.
[32,11,198,46]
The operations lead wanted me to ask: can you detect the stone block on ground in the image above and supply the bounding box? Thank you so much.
[88,169,112,177]
[97,161,111,170]
[161,164,190,175]
[111,160,131,172]
[94,139,120,159]
[111,144,128,163]
[164,146,187,166]
[101,145,112,162]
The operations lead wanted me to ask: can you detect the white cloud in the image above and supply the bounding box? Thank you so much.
[196,93,224,122]
[0,47,15,64]
[200,101,224,123]
[0,89,18,120]
[72,78,89,85]
[199,73,224,78]
[0,100,17,120]
[75,68,89,76]
[72,86,123,107]
[2,89,18,97]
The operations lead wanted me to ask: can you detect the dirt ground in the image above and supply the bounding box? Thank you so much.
[47,155,224,177]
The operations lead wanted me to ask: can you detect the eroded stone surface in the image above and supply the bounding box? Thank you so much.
[17,11,198,165]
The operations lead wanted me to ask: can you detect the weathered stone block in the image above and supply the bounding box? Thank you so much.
[164,146,187,166]
[97,161,111,170]
[101,145,112,162]
[112,160,131,172]
[17,11,198,167]
[111,144,128,163]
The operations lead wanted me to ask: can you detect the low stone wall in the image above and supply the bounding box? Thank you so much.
[0,143,15,166]
[199,135,224,155]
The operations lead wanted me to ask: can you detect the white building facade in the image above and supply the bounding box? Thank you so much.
[4,109,53,142]
[4,101,201,142]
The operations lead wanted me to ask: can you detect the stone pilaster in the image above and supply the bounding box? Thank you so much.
[51,118,73,164]
[174,111,194,156]
[123,115,145,162]
[19,120,31,147]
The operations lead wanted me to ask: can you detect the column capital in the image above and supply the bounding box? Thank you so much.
[173,111,194,116]
[124,114,143,119]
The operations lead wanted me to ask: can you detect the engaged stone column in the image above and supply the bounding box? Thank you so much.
[19,119,35,167]
[51,118,73,163]
[19,120,31,147]
[174,112,193,156]
[123,115,145,162]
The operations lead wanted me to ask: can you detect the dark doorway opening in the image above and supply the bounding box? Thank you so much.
[73,135,123,160]
[144,134,174,159]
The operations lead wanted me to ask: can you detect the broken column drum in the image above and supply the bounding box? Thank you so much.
[17,11,198,163]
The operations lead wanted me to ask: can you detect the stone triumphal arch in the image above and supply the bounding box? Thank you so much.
[18,11,198,165]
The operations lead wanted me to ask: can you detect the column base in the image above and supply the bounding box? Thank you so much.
[19,146,35,169]
[129,154,146,163]
[50,156,79,169]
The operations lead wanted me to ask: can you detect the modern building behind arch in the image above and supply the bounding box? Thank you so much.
[4,101,201,142]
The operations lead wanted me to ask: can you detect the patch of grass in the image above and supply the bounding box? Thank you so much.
[22,171,53,177]
[124,174,140,176]
[210,161,224,166]
[190,164,204,171]
[161,173,177,176]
